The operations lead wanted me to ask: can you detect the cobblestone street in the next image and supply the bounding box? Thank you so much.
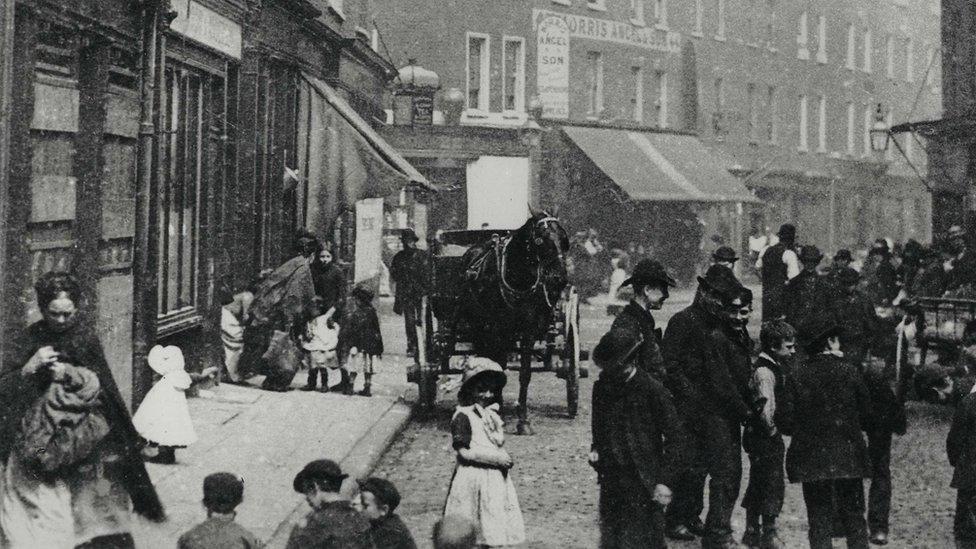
[373,297,961,548]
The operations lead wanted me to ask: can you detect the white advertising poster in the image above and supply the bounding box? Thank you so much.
[536,15,570,120]
[466,156,530,229]
[354,198,385,284]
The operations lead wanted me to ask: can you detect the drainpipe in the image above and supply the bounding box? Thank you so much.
[0,0,14,365]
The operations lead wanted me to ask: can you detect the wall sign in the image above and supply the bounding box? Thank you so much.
[536,15,570,120]
[533,9,680,53]
[170,1,243,60]
[412,95,434,126]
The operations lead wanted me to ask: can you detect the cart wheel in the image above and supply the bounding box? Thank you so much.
[563,287,581,418]
[414,297,439,409]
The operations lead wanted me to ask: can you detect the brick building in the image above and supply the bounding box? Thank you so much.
[374,0,942,263]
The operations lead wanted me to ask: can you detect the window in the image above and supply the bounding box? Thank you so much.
[587,0,606,10]
[715,0,726,40]
[905,37,914,82]
[846,102,855,155]
[654,0,668,28]
[632,66,644,123]
[863,28,872,72]
[862,104,872,157]
[816,15,827,63]
[766,86,776,143]
[713,77,724,134]
[797,11,809,60]
[765,0,776,48]
[502,37,525,113]
[817,95,826,152]
[885,35,895,78]
[747,83,757,142]
[798,95,808,151]
[656,71,668,128]
[747,0,757,45]
[466,34,489,111]
[846,24,856,69]
[694,0,704,35]
[631,0,645,26]
[586,51,604,117]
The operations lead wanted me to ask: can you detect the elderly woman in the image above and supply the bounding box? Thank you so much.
[0,272,164,548]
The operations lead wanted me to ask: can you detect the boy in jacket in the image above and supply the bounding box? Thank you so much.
[948,358,976,549]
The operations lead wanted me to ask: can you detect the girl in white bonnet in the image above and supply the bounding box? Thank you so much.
[133,345,197,464]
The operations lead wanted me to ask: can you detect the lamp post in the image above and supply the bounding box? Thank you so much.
[869,103,890,155]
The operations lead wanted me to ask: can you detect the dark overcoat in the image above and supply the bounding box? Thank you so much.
[948,391,976,490]
[785,269,834,329]
[389,247,430,312]
[312,262,347,312]
[611,301,665,379]
[831,289,883,365]
[661,299,715,408]
[691,323,753,423]
[782,353,873,483]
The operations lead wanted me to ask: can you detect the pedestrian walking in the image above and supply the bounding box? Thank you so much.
[178,472,261,549]
[662,265,744,543]
[133,345,198,465]
[610,258,677,380]
[785,245,832,330]
[781,316,874,549]
[357,477,417,549]
[287,459,375,549]
[758,224,800,321]
[948,374,976,549]
[590,326,683,549]
[339,284,385,397]
[443,358,525,547]
[862,352,907,545]
[741,320,796,549]
[298,297,341,393]
[390,228,430,358]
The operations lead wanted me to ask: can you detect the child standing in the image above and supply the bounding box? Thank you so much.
[443,358,524,547]
[357,477,417,549]
[286,459,374,549]
[178,472,261,549]
[741,320,795,549]
[299,297,341,392]
[133,345,197,464]
[340,285,384,397]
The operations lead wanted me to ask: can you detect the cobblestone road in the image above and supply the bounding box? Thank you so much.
[372,297,959,548]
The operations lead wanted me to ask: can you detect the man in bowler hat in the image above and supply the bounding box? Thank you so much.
[590,326,684,549]
[610,259,677,381]
[390,228,430,359]
[712,246,740,273]
[785,245,832,330]
[758,224,800,322]
[780,317,874,549]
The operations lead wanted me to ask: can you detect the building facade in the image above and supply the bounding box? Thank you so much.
[374,0,942,260]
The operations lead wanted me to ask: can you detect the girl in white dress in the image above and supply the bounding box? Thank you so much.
[443,358,525,547]
[133,345,197,464]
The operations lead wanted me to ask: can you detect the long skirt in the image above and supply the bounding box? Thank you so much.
[0,455,74,549]
[444,464,525,547]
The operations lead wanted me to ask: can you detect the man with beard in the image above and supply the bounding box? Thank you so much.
[610,259,677,381]
[663,266,751,548]
[758,224,800,322]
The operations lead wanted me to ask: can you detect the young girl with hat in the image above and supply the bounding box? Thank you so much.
[443,357,525,547]
[133,345,197,464]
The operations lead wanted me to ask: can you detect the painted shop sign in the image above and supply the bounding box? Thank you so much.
[537,15,570,120]
[170,0,243,60]
[532,9,680,53]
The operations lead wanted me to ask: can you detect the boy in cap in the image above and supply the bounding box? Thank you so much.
[357,477,417,549]
[178,472,261,549]
[610,258,677,381]
[287,460,375,549]
[590,325,684,549]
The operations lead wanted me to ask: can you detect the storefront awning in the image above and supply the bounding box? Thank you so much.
[562,126,760,203]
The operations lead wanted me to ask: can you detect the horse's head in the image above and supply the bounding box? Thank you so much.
[523,205,570,281]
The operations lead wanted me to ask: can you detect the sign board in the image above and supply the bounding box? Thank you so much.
[170,1,243,60]
[533,9,680,53]
[537,15,570,120]
[354,198,384,286]
[411,95,434,126]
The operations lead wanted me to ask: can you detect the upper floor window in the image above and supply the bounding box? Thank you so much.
[502,37,525,113]
[816,15,827,63]
[713,77,725,134]
[694,0,704,35]
[862,28,872,72]
[655,71,668,128]
[631,0,646,26]
[905,37,914,82]
[586,51,604,117]
[746,0,757,45]
[466,33,490,111]
[885,35,895,78]
[817,95,826,153]
[746,83,758,142]
[654,0,668,28]
[798,94,809,152]
[845,24,856,69]
[846,102,855,155]
[715,0,726,40]
[632,66,644,123]
[862,104,872,157]
[765,0,776,49]
[587,0,607,11]
[766,86,777,143]
[797,11,809,60]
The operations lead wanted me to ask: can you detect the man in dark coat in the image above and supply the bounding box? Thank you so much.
[862,356,907,546]
[830,267,884,370]
[758,224,800,322]
[662,265,743,542]
[610,259,677,381]
[948,377,976,548]
[785,245,832,330]
[590,326,684,549]
[712,246,739,272]
[781,316,874,549]
[946,225,976,294]
[389,229,430,358]
[862,240,900,307]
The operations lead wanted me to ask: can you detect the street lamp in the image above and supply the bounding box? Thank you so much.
[869,103,890,154]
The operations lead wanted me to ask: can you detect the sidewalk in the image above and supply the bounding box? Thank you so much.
[131,347,417,548]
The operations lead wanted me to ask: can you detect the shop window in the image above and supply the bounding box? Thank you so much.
[466,33,489,112]
[502,37,525,113]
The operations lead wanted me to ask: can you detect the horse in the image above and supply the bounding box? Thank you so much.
[452,207,570,435]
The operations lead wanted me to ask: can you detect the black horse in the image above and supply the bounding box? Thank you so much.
[454,207,570,434]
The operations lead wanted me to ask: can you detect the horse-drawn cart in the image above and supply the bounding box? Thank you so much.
[914,297,976,362]
[408,227,589,421]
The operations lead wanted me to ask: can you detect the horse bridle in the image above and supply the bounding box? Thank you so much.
[497,215,566,309]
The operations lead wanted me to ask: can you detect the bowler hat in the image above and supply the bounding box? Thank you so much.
[833,249,853,262]
[621,259,677,289]
[293,459,347,493]
[203,472,244,513]
[712,246,739,263]
[400,228,420,243]
[798,245,823,263]
[777,224,796,240]
[358,477,401,512]
[458,357,507,397]
[836,266,860,287]
[697,264,743,299]
[592,326,644,371]
[798,315,844,351]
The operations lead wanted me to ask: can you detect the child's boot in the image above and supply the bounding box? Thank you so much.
[333,368,353,395]
[302,368,319,391]
[358,374,372,397]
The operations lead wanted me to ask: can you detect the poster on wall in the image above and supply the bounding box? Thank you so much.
[354,198,385,289]
[536,15,570,119]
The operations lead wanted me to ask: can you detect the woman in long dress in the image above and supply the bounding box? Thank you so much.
[0,272,164,548]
